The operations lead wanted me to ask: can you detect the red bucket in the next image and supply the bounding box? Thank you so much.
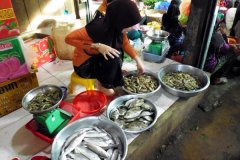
[73,90,107,115]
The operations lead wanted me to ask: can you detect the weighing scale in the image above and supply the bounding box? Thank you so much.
[22,85,71,138]
[146,29,169,55]
[33,108,72,137]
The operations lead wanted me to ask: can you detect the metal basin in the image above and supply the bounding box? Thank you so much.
[158,64,210,98]
[22,85,64,114]
[146,29,169,41]
[51,116,128,160]
[107,95,158,134]
[122,70,161,98]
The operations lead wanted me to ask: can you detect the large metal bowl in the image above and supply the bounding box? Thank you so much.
[122,70,161,97]
[22,85,64,114]
[107,95,158,134]
[146,29,169,42]
[51,116,128,160]
[158,64,210,98]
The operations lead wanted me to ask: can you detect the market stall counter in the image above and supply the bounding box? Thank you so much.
[0,58,208,160]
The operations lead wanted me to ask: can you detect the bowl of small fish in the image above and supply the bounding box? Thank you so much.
[51,116,127,160]
[158,64,210,98]
[123,70,161,97]
[22,85,64,114]
[107,95,158,134]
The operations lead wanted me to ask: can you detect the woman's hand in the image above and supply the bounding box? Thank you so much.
[92,43,120,60]
[134,56,144,74]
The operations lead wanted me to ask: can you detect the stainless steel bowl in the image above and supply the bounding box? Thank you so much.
[107,95,158,134]
[158,64,210,98]
[22,85,64,114]
[146,29,169,41]
[122,70,161,98]
[51,116,128,160]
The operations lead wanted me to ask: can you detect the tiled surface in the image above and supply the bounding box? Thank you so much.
[0,58,178,160]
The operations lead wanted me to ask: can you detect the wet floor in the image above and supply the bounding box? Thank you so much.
[152,77,240,160]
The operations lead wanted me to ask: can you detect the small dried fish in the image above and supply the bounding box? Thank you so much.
[124,73,158,93]
[27,89,61,112]
[162,72,200,91]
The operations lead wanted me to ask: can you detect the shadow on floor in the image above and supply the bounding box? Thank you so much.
[152,77,240,160]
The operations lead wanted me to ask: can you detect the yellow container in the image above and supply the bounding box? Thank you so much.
[68,72,95,93]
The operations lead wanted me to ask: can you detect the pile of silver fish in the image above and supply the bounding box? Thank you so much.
[28,90,61,112]
[162,72,200,91]
[123,73,158,94]
[59,126,123,160]
[110,98,155,132]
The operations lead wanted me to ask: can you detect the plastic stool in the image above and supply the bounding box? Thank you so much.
[68,72,95,93]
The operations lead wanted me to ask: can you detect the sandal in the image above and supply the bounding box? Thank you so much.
[213,77,228,85]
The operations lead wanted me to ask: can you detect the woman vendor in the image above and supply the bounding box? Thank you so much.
[65,0,144,97]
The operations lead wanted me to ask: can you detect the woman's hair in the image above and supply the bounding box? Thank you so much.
[167,4,180,19]
[86,0,141,48]
[171,0,181,7]
[162,4,180,30]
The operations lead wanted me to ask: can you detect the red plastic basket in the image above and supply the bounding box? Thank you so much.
[73,90,107,115]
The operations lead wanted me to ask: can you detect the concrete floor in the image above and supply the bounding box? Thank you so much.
[152,77,240,160]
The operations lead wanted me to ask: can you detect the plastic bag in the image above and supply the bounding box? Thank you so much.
[52,20,83,60]
[180,0,191,16]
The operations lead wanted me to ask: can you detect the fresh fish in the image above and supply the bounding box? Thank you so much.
[112,135,122,155]
[118,106,127,116]
[93,126,102,132]
[126,121,148,131]
[75,146,101,160]
[124,98,135,107]
[110,109,120,120]
[85,142,110,158]
[85,132,108,138]
[141,103,153,111]
[63,131,87,156]
[143,115,153,122]
[110,149,119,160]
[62,128,91,150]
[131,99,145,108]
[83,138,109,148]
[124,107,142,119]
[68,153,89,160]
[114,119,126,128]
[140,111,153,117]
[105,148,113,160]
[139,118,151,125]
[117,153,122,160]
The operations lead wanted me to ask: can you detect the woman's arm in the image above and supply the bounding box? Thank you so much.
[65,27,96,52]
[122,34,144,73]
[65,27,119,59]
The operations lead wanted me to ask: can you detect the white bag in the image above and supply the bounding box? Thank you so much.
[52,21,83,60]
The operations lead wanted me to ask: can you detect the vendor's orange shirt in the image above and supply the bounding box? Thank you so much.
[65,27,137,67]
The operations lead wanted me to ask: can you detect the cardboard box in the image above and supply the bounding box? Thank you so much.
[0,0,20,39]
[0,37,29,83]
[0,73,38,117]
[22,33,56,68]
